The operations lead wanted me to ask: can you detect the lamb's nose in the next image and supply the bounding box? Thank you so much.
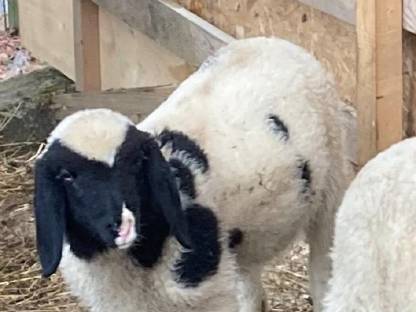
[107,222,119,236]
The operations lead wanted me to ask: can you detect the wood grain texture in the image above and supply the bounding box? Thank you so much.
[176,0,356,105]
[92,0,234,66]
[356,0,376,166]
[73,0,101,91]
[375,0,403,152]
[54,86,175,124]
[356,0,404,165]
[18,0,75,79]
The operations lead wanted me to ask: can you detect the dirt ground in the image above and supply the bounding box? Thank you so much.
[0,145,313,312]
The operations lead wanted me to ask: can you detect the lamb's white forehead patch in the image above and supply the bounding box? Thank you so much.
[49,109,133,166]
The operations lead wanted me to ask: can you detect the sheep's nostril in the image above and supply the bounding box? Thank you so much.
[107,223,119,236]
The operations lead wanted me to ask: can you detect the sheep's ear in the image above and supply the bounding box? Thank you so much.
[34,160,66,277]
[145,143,192,249]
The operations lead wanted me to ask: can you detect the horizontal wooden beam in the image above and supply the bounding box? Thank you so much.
[298,0,355,24]
[53,85,175,123]
[91,0,234,66]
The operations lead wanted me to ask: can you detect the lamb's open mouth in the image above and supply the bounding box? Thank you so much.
[114,207,137,249]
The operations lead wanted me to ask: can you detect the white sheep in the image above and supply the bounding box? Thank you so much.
[34,37,355,312]
[323,138,416,312]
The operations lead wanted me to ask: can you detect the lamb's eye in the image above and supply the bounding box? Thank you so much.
[57,169,75,183]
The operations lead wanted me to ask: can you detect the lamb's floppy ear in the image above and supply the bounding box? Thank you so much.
[34,160,66,277]
[144,142,192,249]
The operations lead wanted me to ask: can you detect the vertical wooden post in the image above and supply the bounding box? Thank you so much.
[73,0,101,91]
[356,0,403,166]
[356,0,377,166]
[411,35,416,137]
[7,0,19,32]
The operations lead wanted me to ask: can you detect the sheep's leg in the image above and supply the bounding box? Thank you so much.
[236,266,267,312]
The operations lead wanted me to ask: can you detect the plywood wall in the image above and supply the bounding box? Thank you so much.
[99,8,193,90]
[176,0,357,105]
[18,0,76,79]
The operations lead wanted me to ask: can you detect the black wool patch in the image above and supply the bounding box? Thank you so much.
[127,214,170,268]
[297,158,311,193]
[228,228,244,249]
[158,129,209,173]
[174,204,221,287]
[169,158,197,199]
[268,114,289,141]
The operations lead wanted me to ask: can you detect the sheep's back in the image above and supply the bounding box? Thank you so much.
[139,37,353,264]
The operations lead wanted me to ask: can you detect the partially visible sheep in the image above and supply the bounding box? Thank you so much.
[323,138,416,312]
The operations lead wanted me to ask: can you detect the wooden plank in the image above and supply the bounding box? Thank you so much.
[356,0,377,166]
[402,32,414,137]
[53,86,175,123]
[7,0,19,32]
[92,0,234,66]
[356,0,403,166]
[99,8,193,90]
[412,35,416,136]
[18,0,75,79]
[412,38,416,136]
[375,0,403,152]
[73,0,101,91]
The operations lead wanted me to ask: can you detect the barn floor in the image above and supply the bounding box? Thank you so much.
[0,144,313,312]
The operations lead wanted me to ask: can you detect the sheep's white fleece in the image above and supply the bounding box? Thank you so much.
[324,138,416,312]
[61,237,239,312]
[59,37,354,312]
[138,37,355,311]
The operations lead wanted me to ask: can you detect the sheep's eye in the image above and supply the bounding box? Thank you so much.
[57,169,75,183]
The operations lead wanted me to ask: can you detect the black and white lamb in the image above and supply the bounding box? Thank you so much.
[34,37,355,312]
[323,138,416,312]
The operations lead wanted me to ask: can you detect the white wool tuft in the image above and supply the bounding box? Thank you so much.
[47,108,133,166]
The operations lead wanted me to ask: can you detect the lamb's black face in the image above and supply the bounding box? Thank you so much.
[34,140,139,277]
[34,119,191,278]
[41,141,136,247]
[59,165,124,249]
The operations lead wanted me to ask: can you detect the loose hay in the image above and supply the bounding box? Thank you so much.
[0,144,83,312]
[0,144,312,312]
